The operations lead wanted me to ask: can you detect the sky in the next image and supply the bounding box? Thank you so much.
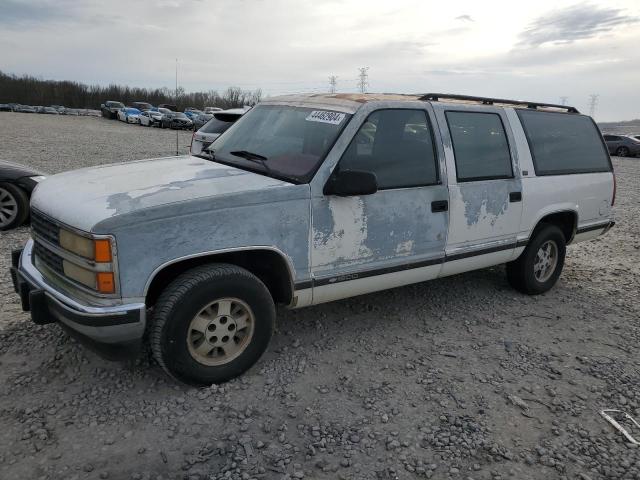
[1,0,639,121]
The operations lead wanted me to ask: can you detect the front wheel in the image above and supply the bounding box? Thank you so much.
[0,182,29,231]
[506,224,566,295]
[149,263,275,385]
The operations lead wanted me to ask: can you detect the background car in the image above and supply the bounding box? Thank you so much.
[0,104,12,111]
[190,108,246,156]
[101,100,125,119]
[15,105,37,113]
[139,110,163,127]
[131,101,153,111]
[0,160,46,230]
[203,106,222,113]
[603,134,640,157]
[42,107,59,114]
[160,111,193,129]
[158,103,177,111]
[192,112,214,131]
[184,109,203,122]
[117,107,142,124]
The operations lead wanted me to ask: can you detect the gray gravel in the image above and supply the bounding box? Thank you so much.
[1,113,639,480]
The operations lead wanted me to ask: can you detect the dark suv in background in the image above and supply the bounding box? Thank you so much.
[101,101,125,119]
[603,134,640,157]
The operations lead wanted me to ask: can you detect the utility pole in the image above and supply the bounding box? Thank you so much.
[175,58,179,156]
[588,94,599,118]
[328,75,338,94]
[560,96,568,105]
[357,67,369,93]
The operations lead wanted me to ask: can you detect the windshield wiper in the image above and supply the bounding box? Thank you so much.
[230,150,273,175]
[230,150,268,161]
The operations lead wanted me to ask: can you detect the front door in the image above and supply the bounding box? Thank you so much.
[310,106,449,304]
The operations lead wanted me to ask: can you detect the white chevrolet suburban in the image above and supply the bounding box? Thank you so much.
[11,93,615,385]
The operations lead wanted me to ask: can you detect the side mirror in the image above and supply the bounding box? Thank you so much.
[323,169,378,197]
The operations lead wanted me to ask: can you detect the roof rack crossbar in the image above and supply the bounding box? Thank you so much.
[419,93,579,113]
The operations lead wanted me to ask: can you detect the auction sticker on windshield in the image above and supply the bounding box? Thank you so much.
[306,110,346,125]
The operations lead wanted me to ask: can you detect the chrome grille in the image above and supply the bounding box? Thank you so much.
[33,241,64,275]
[31,210,59,246]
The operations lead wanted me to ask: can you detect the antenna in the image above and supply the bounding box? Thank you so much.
[560,96,568,105]
[588,94,599,118]
[175,58,179,156]
[328,75,338,93]
[357,67,369,93]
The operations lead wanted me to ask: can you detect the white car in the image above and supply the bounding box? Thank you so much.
[116,107,142,124]
[139,110,163,127]
[190,108,247,156]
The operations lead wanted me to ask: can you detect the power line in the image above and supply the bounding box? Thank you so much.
[588,94,599,118]
[357,67,369,93]
[328,75,338,94]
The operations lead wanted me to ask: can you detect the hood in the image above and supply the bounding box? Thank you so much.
[30,156,297,232]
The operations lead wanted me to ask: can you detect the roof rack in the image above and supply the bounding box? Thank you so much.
[419,93,579,113]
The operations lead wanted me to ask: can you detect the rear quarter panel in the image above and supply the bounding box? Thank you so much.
[505,109,614,242]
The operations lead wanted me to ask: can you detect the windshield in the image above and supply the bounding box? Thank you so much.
[211,104,351,183]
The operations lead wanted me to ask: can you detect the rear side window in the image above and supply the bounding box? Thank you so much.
[517,110,611,175]
[201,114,240,134]
[446,111,513,182]
[338,109,439,189]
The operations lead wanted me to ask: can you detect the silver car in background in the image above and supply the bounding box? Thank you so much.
[190,108,247,156]
[139,110,163,127]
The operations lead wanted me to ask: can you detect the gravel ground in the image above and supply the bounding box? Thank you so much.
[1,113,639,480]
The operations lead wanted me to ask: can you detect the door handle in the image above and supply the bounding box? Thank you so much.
[431,200,448,212]
[509,192,522,202]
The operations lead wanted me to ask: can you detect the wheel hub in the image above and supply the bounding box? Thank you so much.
[533,240,558,283]
[0,187,19,228]
[187,297,254,366]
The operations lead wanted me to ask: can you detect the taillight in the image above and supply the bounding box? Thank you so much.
[611,171,616,206]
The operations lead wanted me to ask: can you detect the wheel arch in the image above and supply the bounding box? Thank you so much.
[528,209,578,244]
[144,247,295,308]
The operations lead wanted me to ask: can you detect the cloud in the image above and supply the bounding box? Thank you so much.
[455,15,474,22]
[517,2,639,47]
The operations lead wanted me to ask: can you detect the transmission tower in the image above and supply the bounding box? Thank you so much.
[357,67,369,93]
[329,75,338,93]
[588,94,599,117]
[560,96,568,105]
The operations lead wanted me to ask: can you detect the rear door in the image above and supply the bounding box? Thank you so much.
[433,105,524,276]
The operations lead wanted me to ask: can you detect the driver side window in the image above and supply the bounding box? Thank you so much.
[338,109,439,189]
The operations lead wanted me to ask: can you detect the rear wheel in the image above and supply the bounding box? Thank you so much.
[616,146,629,157]
[149,263,275,385]
[0,182,29,231]
[506,224,566,295]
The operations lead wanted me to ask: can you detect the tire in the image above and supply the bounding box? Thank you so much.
[506,224,566,295]
[0,182,30,231]
[616,147,629,157]
[149,263,275,385]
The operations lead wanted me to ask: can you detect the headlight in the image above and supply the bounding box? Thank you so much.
[59,230,113,262]
[59,229,94,258]
[57,228,116,294]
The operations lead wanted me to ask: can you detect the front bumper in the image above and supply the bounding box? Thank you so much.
[10,240,146,359]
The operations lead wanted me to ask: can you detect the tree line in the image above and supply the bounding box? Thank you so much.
[0,71,262,110]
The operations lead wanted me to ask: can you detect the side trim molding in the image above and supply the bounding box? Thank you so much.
[307,239,528,289]
[576,221,613,235]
